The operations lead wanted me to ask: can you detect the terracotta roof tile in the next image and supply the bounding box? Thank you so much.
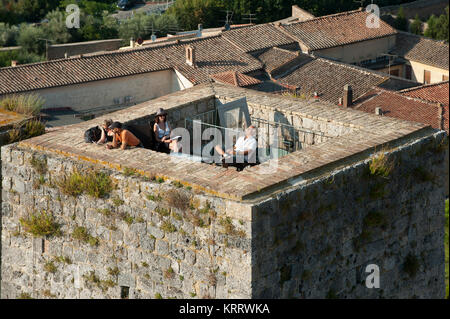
[210,71,262,87]
[391,32,449,70]
[255,47,304,73]
[354,88,449,134]
[279,9,397,51]
[276,57,389,104]
[221,23,297,53]
[401,81,449,107]
[0,36,263,94]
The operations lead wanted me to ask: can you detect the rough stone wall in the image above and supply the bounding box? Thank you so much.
[251,131,447,299]
[47,39,123,60]
[1,144,252,299]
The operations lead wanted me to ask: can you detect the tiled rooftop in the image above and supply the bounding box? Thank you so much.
[210,71,262,87]
[221,23,298,53]
[18,83,430,201]
[278,9,397,51]
[275,57,389,104]
[0,36,263,94]
[254,47,310,74]
[354,87,449,134]
[391,32,449,70]
[401,81,449,106]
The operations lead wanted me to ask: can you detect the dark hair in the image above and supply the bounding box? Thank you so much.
[109,122,122,130]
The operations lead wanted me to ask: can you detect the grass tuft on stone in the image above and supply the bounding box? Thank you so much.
[56,169,112,199]
[19,210,61,238]
[368,152,394,179]
[30,155,47,175]
[165,190,190,211]
[72,226,99,247]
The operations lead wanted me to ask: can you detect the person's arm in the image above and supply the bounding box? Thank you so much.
[97,127,106,144]
[107,133,119,149]
[120,130,129,150]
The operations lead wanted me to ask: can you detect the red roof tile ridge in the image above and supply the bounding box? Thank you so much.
[359,87,440,106]
[400,80,449,93]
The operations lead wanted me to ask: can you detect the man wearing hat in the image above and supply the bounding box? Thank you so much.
[106,122,142,150]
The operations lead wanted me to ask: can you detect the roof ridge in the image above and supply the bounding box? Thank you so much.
[400,80,449,93]
[314,56,387,79]
[284,8,365,26]
[373,87,439,106]
[0,34,225,71]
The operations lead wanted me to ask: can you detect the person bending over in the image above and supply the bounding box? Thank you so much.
[106,122,142,150]
[97,119,113,145]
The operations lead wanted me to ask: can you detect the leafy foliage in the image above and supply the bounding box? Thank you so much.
[0,94,44,116]
[56,169,113,198]
[19,210,61,237]
[394,6,408,31]
[424,7,449,42]
[409,14,422,35]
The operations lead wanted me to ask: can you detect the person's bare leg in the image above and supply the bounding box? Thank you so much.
[215,145,225,156]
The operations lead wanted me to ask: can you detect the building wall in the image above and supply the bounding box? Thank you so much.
[314,36,397,64]
[30,70,188,113]
[0,129,447,299]
[291,5,315,22]
[0,143,252,299]
[251,131,448,298]
[407,61,449,84]
[47,40,124,60]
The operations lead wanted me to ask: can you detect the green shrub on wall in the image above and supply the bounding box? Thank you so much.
[19,210,61,237]
[56,169,113,199]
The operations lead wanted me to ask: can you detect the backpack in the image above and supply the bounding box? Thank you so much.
[84,126,102,143]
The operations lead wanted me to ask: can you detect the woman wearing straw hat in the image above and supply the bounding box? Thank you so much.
[153,108,181,153]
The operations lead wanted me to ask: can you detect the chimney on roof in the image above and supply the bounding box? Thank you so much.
[375,107,383,116]
[343,85,353,108]
[130,38,135,48]
[11,60,18,67]
[197,24,203,37]
[438,103,444,130]
[151,34,157,42]
[64,52,68,59]
[186,45,196,68]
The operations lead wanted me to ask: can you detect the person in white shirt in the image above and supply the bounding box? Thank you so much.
[215,125,257,167]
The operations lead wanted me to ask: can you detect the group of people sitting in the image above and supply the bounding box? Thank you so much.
[88,108,258,168]
[94,108,180,152]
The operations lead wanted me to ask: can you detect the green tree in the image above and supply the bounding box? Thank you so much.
[41,10,72,44]
[0,23,20,47]
[17,24,46,55]
[424,14,438,39]
[409,14,422,35]
[394,6,408,31]
[435,6,449,42]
